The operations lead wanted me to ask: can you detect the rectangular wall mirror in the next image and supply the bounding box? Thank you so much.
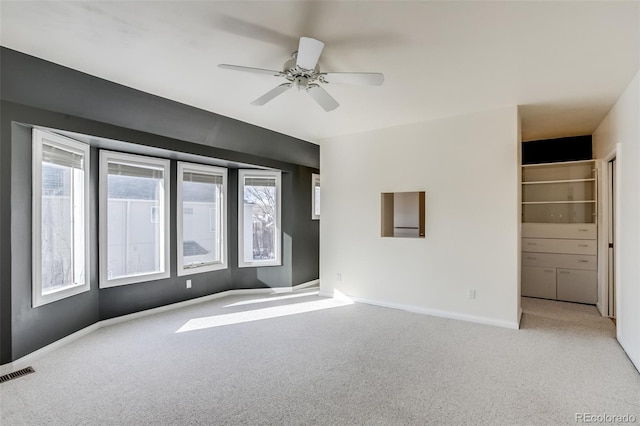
[381,191,426,238]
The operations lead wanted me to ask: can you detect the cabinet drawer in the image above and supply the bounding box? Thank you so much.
[522,223,596,240]
[522,238,597,255]
[522,266,556,299]
[557,269,597,304]
[522,253,596,270]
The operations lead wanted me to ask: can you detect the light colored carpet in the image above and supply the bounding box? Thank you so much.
[1,291,639,425]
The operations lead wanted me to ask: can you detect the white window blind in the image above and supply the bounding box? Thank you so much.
[244,177,276,187]
[107,162,163,179]
[42,143,84,169]
[183,172,223,185]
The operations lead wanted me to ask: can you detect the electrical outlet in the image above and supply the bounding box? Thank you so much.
[337,273,342,282]
[186,280,192,289]
[468,289,476,300]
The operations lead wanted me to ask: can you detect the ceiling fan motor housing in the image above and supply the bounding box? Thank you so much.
[285,53,320,90]
[294,76,309,90]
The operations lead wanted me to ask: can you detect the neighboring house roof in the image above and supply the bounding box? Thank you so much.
[108,175,159,200]
[182,182,216,203]
[183,240,209,256]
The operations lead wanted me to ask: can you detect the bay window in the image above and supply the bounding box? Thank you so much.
[238,170,281,267]
[177,162,227,275]
[100,151,170,287]
[32,129,90,306]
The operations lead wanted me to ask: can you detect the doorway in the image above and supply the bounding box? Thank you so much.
[607,157,616,320]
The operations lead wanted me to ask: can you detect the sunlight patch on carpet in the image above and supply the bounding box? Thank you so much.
[176,297,353,333]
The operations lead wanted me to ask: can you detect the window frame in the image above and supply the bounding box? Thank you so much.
[176,162,228,276]
[32,129,91,307]
[312,173,320,220]
[99,150,171,288]
[238,169,282,268]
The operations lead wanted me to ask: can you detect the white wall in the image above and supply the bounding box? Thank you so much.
[320,107,521,328]
[593,71,640,372]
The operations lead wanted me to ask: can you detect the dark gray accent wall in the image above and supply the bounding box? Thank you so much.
[292,166,320,285]
[0,118,13,365]
[10,124,100,361]
[0,47,319,169]
[0,48,319,363]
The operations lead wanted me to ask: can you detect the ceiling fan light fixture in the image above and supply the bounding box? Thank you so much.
[218,36,384,111]
[294,76,309,90]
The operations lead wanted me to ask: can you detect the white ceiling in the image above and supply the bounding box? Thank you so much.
[1,1,638,143]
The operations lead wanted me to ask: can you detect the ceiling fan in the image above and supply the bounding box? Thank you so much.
[218,37,384,112]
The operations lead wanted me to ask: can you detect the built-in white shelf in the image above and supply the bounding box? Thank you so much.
[521,159,596,168]
[521,157,599,305]
[522,178,596,185]
[522,160,597,224]
[523,200,596,205]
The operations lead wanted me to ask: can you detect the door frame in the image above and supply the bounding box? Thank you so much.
[597,144,620,318]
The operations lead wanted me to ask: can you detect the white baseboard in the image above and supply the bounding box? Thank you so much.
[293,279,319,290]
[319,290,520,330]
[353,296,521,329]
[518,307,523,329]
[0,322,101,376]
[0,279,320,375]
[617,336,640,374]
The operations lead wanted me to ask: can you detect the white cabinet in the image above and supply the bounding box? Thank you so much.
[557,269,597,304]
[522,252,596,271]
[521,160,598,305]
[522,267,556,299]
[522,223,596,240]
[522,238,596,255]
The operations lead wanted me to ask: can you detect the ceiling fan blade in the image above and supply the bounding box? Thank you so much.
[296,37,324,70]
[251,83,292,106]
[307,85,339,112]
[218,64,283,77]
[322,72,385,86]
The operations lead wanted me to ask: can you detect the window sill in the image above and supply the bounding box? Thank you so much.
[177,263,228,276]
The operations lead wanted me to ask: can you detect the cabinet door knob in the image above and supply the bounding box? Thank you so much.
[578,244,588,247]
[578,229,588,232]
[578,260,589,263]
